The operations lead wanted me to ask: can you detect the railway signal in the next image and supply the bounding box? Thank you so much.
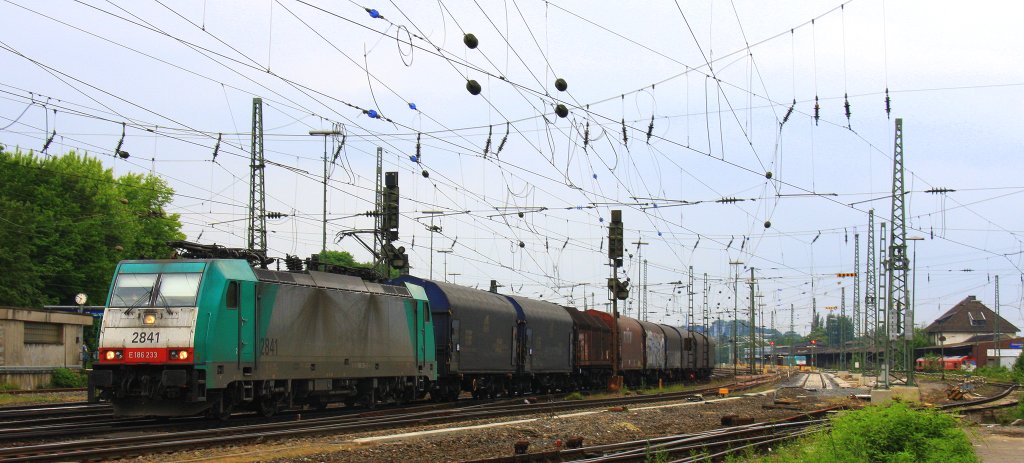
[383,171,399,241]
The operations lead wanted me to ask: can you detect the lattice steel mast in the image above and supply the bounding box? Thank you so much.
[865,210,877,374]
[853,233,861,370]
[247,97,266,254]
[885,118,913,387]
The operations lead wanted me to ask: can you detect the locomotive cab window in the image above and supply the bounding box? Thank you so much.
[110,272,202,308]
[110,273,158,307]
[226,281,239,309]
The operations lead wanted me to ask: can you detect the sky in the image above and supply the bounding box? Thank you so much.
[1,0,1023,336]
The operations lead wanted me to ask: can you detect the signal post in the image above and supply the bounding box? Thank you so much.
[607,210,628,391]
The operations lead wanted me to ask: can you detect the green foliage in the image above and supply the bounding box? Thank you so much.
[564,391,584,401]
[746,403,977,463]
[920,353,943,372]
[1013,353,1024,381]
[824,314,855,347]
[911,327,932,349]
[50,368,88,388]
[804,324,828,346]
[973,365,1015,383]
[643,443,670,463]
[0,149,184,310]
[829,403,976,463]
[0,383,18,392]
[318,250,399,278]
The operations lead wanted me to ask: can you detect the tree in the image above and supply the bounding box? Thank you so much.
[911,327,931,349]
[318,250,399,278]
[825,314,855,347]
[0,149,184,307]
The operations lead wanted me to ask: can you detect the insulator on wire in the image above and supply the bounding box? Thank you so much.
[885,88,892,119]
[621,118,628,147]
[645,115,655,144]
[844,93,851,123]
[212,133,221,161]
[582,121,590,152]
[483,125,492,158]
[415,133,421,161]
[114,122,129,159]
[41,129,56,153]
[496,122,509,156]
[813,96,820,126]
[781,99,795,128]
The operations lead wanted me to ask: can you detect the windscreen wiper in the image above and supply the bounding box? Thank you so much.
[123,286,154,317]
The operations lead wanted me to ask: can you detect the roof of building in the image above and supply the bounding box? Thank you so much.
[923,296,1019,334]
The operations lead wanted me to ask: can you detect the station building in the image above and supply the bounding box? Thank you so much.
[0,306,93,389]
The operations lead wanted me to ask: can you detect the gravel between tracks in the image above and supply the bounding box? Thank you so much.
[111,385,852,463]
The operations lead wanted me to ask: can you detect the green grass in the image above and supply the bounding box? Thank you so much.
[0,392,86,406]
[734,402,977,463]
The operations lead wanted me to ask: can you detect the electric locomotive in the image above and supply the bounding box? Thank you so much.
[89,257,435,418]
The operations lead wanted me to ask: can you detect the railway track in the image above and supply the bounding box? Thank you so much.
[0,402,109,422]
[463,406,841,463]
[938,383,1019,411]
[0,376,779,461]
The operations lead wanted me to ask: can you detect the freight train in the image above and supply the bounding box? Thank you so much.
[89,253,715,418]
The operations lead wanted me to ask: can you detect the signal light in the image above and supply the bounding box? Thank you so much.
[383,171,399,241]
[608,210,624,266]
[811,339,817,345]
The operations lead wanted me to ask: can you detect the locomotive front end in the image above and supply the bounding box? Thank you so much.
[89,261,207,416]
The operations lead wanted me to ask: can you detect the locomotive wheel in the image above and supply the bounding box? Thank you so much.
[309,397,329,410]
[209,397,233,421]
[258,398,277,418]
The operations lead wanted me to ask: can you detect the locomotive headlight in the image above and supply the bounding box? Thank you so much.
[178,350,189,360]
[143,313,157,325]
[105,350,116,360]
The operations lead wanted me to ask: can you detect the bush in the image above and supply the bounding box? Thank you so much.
[750,403,977,463]
[830,402,976,463]
[564,391,584,401]
[50,368,87,388]
[0,383,19,392]
[1013,354,1024,382]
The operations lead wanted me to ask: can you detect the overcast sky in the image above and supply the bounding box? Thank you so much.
[2,0,1022,335]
